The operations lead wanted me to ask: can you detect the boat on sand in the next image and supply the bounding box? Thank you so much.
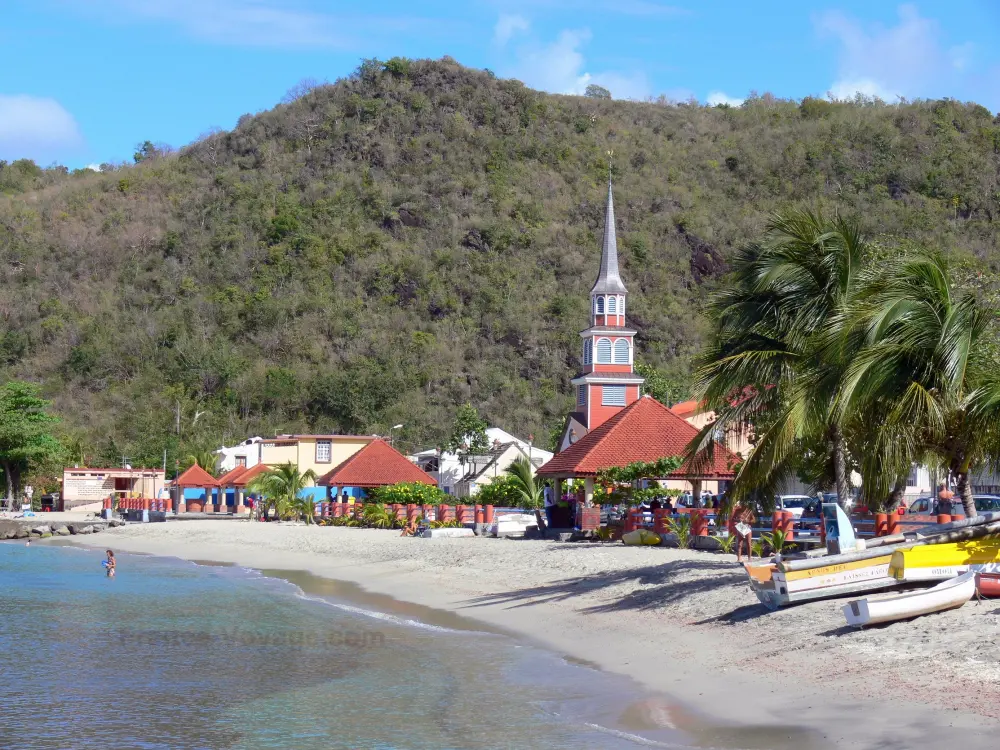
[888,537,1000,582]
[842,571,976,628]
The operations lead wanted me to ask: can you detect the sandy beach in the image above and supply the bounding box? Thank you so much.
[70,519,1000,748]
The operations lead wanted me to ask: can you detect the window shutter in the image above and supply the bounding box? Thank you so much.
[602,385,626,406]
[607,296,617,314]
[596,338,612,364]
[613,338,630,363]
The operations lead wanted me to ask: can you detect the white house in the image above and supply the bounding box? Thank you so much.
[214,437,264,473]
[409,427,553,496]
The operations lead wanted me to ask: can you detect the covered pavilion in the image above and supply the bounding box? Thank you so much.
[316,439,437,499]
[215,465,249,513]
[174,464,219,514]
[537,395,740,505]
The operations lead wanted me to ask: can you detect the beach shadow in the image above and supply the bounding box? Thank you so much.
[458,558,755,616]
[816,624,856,637]
[691,604,772,624]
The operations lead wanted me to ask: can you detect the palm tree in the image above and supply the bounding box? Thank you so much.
[837,252,1000,518]
[183,450,219,477]
[689,210,868,509]
[247,463,319,523]
[504,457,543,509]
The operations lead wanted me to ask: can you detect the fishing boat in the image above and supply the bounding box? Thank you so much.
[842,571,976,628]
[748,554,899,609]
[888,537,1000,582]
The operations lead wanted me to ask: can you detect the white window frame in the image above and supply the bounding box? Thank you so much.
[315,440,332,463]
[595,337,612,364]
[577,386,587,406]
[613,338,630,364]
[607,295,617,314]
[618,296,625,316]
[595,296,605,315]
[602,385,626,406]
[584,339,593,365]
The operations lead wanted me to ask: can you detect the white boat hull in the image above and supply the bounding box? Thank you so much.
[842,571,976,627]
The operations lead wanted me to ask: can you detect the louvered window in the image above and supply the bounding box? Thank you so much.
[613,338,630,364]
[607,296,617,314]
[584,339,592,364]
[596,338,612,364]
[602,385,626,406]
[595,296,605,314]
[577,386,587,406]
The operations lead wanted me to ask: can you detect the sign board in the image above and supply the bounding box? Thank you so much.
[823,502,858,554]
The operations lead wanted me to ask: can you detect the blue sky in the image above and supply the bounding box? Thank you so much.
[2,1,999,168]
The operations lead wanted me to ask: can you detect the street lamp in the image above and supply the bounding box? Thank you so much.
[389,424,404,447]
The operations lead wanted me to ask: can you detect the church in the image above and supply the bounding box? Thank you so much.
[558,176,645,451]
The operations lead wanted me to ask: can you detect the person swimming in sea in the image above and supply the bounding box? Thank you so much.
[104,549,116,577]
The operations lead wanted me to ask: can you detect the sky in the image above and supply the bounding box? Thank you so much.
[2,1,999,168]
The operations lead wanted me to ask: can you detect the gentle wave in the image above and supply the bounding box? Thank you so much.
[292,589,478,635]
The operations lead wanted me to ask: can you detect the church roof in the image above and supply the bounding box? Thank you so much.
[591,178,628,295]
[316,439,437,488]
[538,396,739,479]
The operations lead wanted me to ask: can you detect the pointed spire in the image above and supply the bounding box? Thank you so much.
[591,168,627,295]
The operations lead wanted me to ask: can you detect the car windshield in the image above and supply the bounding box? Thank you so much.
[975,497,1000,511]
[781,497,810,508]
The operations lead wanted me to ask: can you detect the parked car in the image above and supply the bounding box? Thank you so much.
[775,495,816,519]
[906,495,1000,515]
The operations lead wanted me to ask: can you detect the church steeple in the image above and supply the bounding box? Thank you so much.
[557,173,644,452]
[591,176,627,295]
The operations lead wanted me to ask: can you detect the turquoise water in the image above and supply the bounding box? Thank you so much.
[0,542,721,749]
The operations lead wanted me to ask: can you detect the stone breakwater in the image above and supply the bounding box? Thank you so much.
[0,518,124,540]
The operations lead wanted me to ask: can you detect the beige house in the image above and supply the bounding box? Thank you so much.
[259,434,376,482]
[452,442,541,499]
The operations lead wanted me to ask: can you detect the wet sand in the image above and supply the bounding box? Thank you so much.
[69,519,1000,748]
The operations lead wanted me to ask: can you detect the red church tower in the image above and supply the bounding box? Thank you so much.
[558,177,644,451]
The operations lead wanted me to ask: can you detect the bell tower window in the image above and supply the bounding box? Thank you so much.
[583,339,593,365]
[595,296,605,315]
[613,338,630,364]
[607,296,617,314]
[596,338,612,364]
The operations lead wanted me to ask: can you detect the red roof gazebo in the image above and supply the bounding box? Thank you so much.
[316,439,437,496]
[174,463,219,514]
[537,395,739,503]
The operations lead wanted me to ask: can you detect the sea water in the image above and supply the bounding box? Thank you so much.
[0,542,767,750]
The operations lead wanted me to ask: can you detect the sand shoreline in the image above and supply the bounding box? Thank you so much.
[66,519,1000,748]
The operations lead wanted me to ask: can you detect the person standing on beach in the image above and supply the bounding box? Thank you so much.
[105,550,116,578]
[732,504,755,563]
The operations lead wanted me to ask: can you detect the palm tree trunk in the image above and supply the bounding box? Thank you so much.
[956,470,977,518]
[889,478,906,513]
[832,427,850,512]
[2,460,13,502]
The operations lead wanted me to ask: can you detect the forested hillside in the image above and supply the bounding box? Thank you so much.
[1,57,999,468]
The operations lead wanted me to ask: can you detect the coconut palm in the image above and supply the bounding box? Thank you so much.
[504,456,543,509]
[689,210,868,509]
[247,463,319,524]
[183,450,219,477]
[837,252,1000,518]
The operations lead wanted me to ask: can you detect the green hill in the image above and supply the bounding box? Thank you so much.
[1,57,999,467]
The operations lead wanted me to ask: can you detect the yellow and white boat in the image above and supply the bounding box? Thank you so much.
[746,554,898,609]
[889,537,1000,582]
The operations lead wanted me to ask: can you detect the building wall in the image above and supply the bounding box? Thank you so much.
[588,384,640,429]
[217,439,262,473]
[259,436,373,485]
[62,469,165,508]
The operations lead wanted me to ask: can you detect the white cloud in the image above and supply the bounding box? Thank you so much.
[816,4,978,103]
[500,24,649,99]
[494,14,529,46]
[0,95,83,159]
[85,164,103,172]
[706,90,743,107]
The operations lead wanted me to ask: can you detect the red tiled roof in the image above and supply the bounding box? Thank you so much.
[538,396,739,479]
[316,439,437,488]
[175,463,219,487]
[233,463,271,487]
[216,465,248,486]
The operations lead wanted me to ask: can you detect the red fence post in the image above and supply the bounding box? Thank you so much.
[874,512,888,537]
[474,505,484,524]
[781,510,794,540]
[484,505,495,524]
[886,509,901,536]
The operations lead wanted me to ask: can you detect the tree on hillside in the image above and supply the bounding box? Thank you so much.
[0,381,62,501]
[689,211,869,510]
[838,253,1000,519]
[585,84,612,100]
[247,463,319,523]
[447,404,489,456]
